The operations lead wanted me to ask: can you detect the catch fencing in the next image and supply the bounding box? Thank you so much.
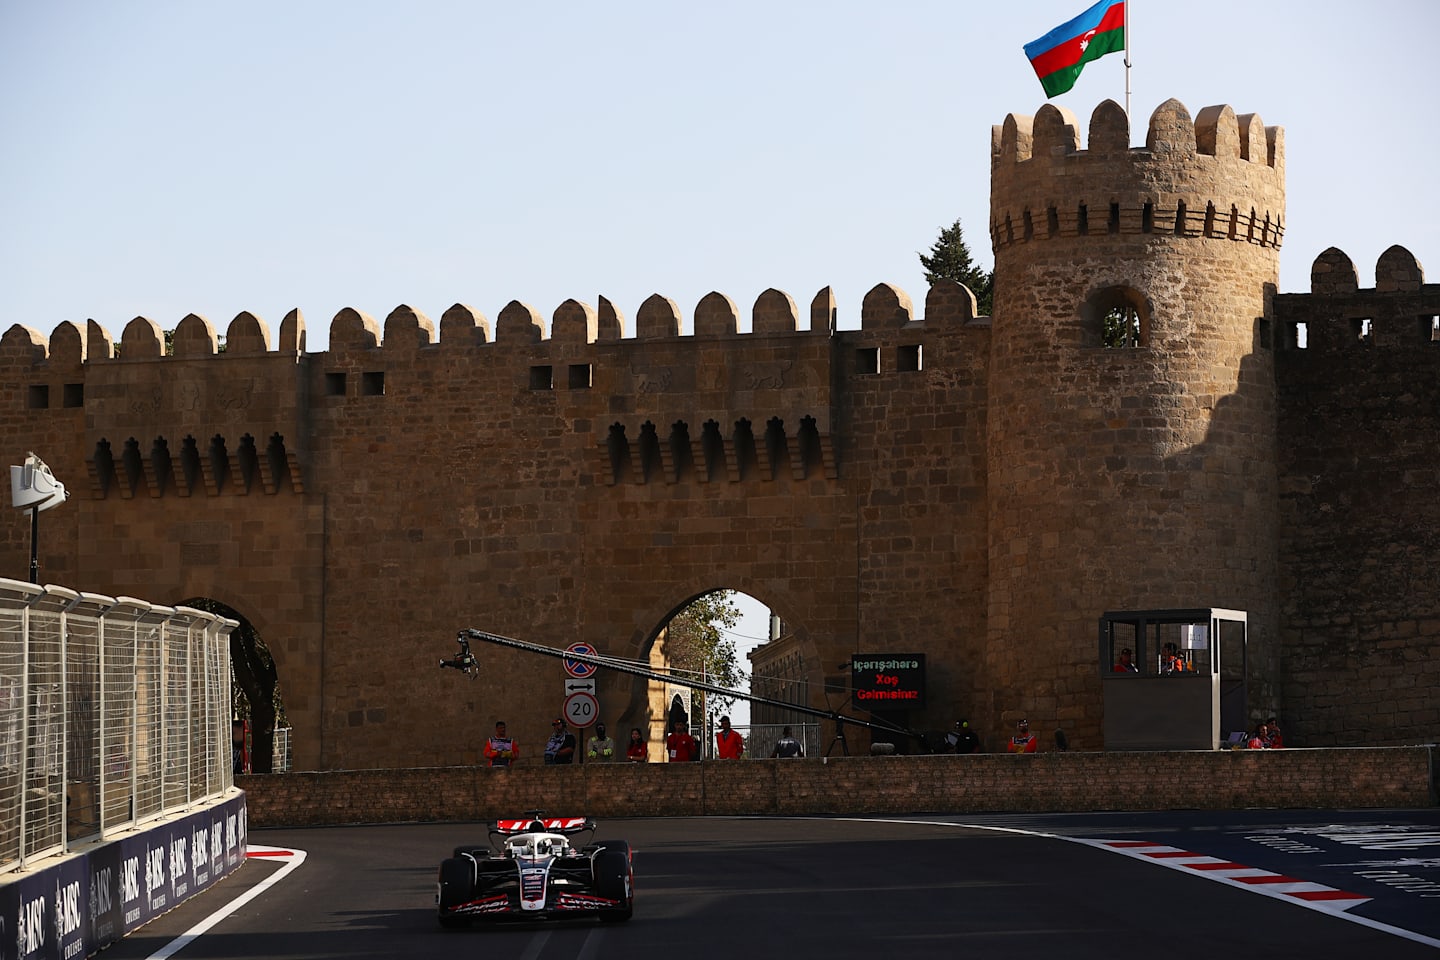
[0,577,237,875]
[731,723,822,760]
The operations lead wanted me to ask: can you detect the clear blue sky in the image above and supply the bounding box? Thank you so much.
[3,1,1435,348]
[4,1,1435,727]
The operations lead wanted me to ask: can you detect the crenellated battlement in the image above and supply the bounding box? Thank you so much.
[1275,244,1440,351]
[0,279,990,502]
[0,280,986,365]
[990,99,1285,254]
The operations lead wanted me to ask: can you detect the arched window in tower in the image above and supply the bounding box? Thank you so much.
[1082,286,1149,349]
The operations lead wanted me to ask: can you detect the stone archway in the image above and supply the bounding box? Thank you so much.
[177,597,286,774]
[596,588,828,763]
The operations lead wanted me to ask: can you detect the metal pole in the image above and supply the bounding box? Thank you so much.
[1123,0,1131,119]
[18,600,30,867]
[59,594,69,852]
[97,607,106,838]
[29,505,38,583]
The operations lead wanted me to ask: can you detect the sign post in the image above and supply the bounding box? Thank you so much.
[562,644,602,739]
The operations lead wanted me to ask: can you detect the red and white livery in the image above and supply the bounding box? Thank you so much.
[436,812,633,927]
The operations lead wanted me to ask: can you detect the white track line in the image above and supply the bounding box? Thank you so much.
[822,816,1440,950]
[144,845,308,960]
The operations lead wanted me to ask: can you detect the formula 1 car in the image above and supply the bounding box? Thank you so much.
[436,814,633,927]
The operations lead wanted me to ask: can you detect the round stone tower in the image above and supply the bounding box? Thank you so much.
[985,99,1285,747]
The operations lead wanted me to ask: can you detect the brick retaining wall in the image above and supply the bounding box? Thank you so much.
[241,747,1437,828]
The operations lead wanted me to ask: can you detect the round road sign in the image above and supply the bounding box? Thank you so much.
[563,691,599,728]
[563,642,599,679]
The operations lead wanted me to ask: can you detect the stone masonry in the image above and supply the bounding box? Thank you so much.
[0,97,1435,769]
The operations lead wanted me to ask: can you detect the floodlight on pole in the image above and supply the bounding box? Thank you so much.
[10,451,68,583]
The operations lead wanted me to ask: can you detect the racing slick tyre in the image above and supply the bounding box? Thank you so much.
[437,857,475,929]
[594,840,630,858]
[592,842,633,922]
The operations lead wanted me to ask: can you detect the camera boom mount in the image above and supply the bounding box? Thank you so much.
[439,635,478,677]
[448,627,920,744]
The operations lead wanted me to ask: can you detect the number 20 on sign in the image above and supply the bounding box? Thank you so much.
[564,691,598,728]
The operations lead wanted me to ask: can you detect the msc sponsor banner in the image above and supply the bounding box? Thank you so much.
[0,792,247,960]
[4,857,87,960]
[86,842,123,950]
[850,654,926,708]
[229,797,248,871]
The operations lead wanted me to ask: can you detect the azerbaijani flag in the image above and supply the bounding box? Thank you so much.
[1024,1,1126,98]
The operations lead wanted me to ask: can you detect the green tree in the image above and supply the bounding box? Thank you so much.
[919,218,994,316]
[663,591,745,723]
[117,328,225,357]
[1102,305,1141,347]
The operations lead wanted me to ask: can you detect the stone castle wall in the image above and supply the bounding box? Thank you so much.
[1,97,1435,769]
[0,283,994,769]
[1273,247,1440,745]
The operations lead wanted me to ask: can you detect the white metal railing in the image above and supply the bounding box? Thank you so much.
[272,727,292,773]
[0,578,237,875]
[734,723,821,759]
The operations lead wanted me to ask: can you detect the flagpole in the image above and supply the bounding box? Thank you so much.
[1124,0,1131,118]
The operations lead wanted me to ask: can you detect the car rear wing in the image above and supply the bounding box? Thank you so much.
[491,817,595,835]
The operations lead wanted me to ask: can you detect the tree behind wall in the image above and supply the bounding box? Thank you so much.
[919,218,994,316]
[663,592,744,725]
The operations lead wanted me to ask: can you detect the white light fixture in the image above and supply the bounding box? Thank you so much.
[10,451,68,582]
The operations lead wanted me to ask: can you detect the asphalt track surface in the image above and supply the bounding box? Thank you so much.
[103,811,1440,960]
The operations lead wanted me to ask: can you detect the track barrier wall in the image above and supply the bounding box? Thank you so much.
[0,790,247,960]
[239,745,1437,828]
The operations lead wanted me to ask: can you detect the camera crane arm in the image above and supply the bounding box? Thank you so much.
[454,628,919,743]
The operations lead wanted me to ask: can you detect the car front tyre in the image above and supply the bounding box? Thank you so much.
[437,857,475,928]
[592,845,633,922]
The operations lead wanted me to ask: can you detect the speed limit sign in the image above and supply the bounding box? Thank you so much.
[563,691,599,728]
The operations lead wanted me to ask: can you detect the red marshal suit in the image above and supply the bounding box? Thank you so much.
[715,728,744,760]
[666,731,699,762]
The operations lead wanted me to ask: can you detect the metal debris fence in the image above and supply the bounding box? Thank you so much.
[0,577,237,875]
